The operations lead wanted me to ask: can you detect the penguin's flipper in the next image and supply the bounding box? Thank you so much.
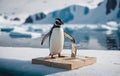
[64,32,75,43]
[64,32,77,57]
[41,32,50,45]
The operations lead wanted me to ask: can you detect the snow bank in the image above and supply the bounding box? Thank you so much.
[0,47,120,76]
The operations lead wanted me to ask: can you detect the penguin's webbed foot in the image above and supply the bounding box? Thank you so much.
[58,53,65,58]
[51,57,56,59]
[49,53,51,56]
[51,55,56,59]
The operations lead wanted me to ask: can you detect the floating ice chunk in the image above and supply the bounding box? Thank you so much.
[106,21,118,27]
[9,31,41,39]
[9,32,32,38]
[1,27,14,32]
[9,27,41,39]
[27,26,43,33]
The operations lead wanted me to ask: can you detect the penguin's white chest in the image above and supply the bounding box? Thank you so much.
[50,28,64,55]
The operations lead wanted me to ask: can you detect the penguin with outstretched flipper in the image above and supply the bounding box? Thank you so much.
[41,18,76,58]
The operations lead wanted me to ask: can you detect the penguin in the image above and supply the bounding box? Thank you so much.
[41,18,76,58]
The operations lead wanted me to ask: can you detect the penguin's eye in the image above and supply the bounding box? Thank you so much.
[56,21,61,25]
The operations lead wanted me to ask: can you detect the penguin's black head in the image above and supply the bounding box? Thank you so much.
[55,18,64,26]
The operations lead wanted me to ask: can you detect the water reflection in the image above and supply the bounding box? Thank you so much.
[64,26,107,50]
[0,24,120,50]
[64,25,120,50]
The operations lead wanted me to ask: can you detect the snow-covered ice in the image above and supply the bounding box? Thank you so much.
[0,47,120,76]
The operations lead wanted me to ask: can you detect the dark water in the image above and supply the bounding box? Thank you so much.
[64,26,120,50]
[0,70,46,76]
[0,59,66,76]
[0,68,43,76]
